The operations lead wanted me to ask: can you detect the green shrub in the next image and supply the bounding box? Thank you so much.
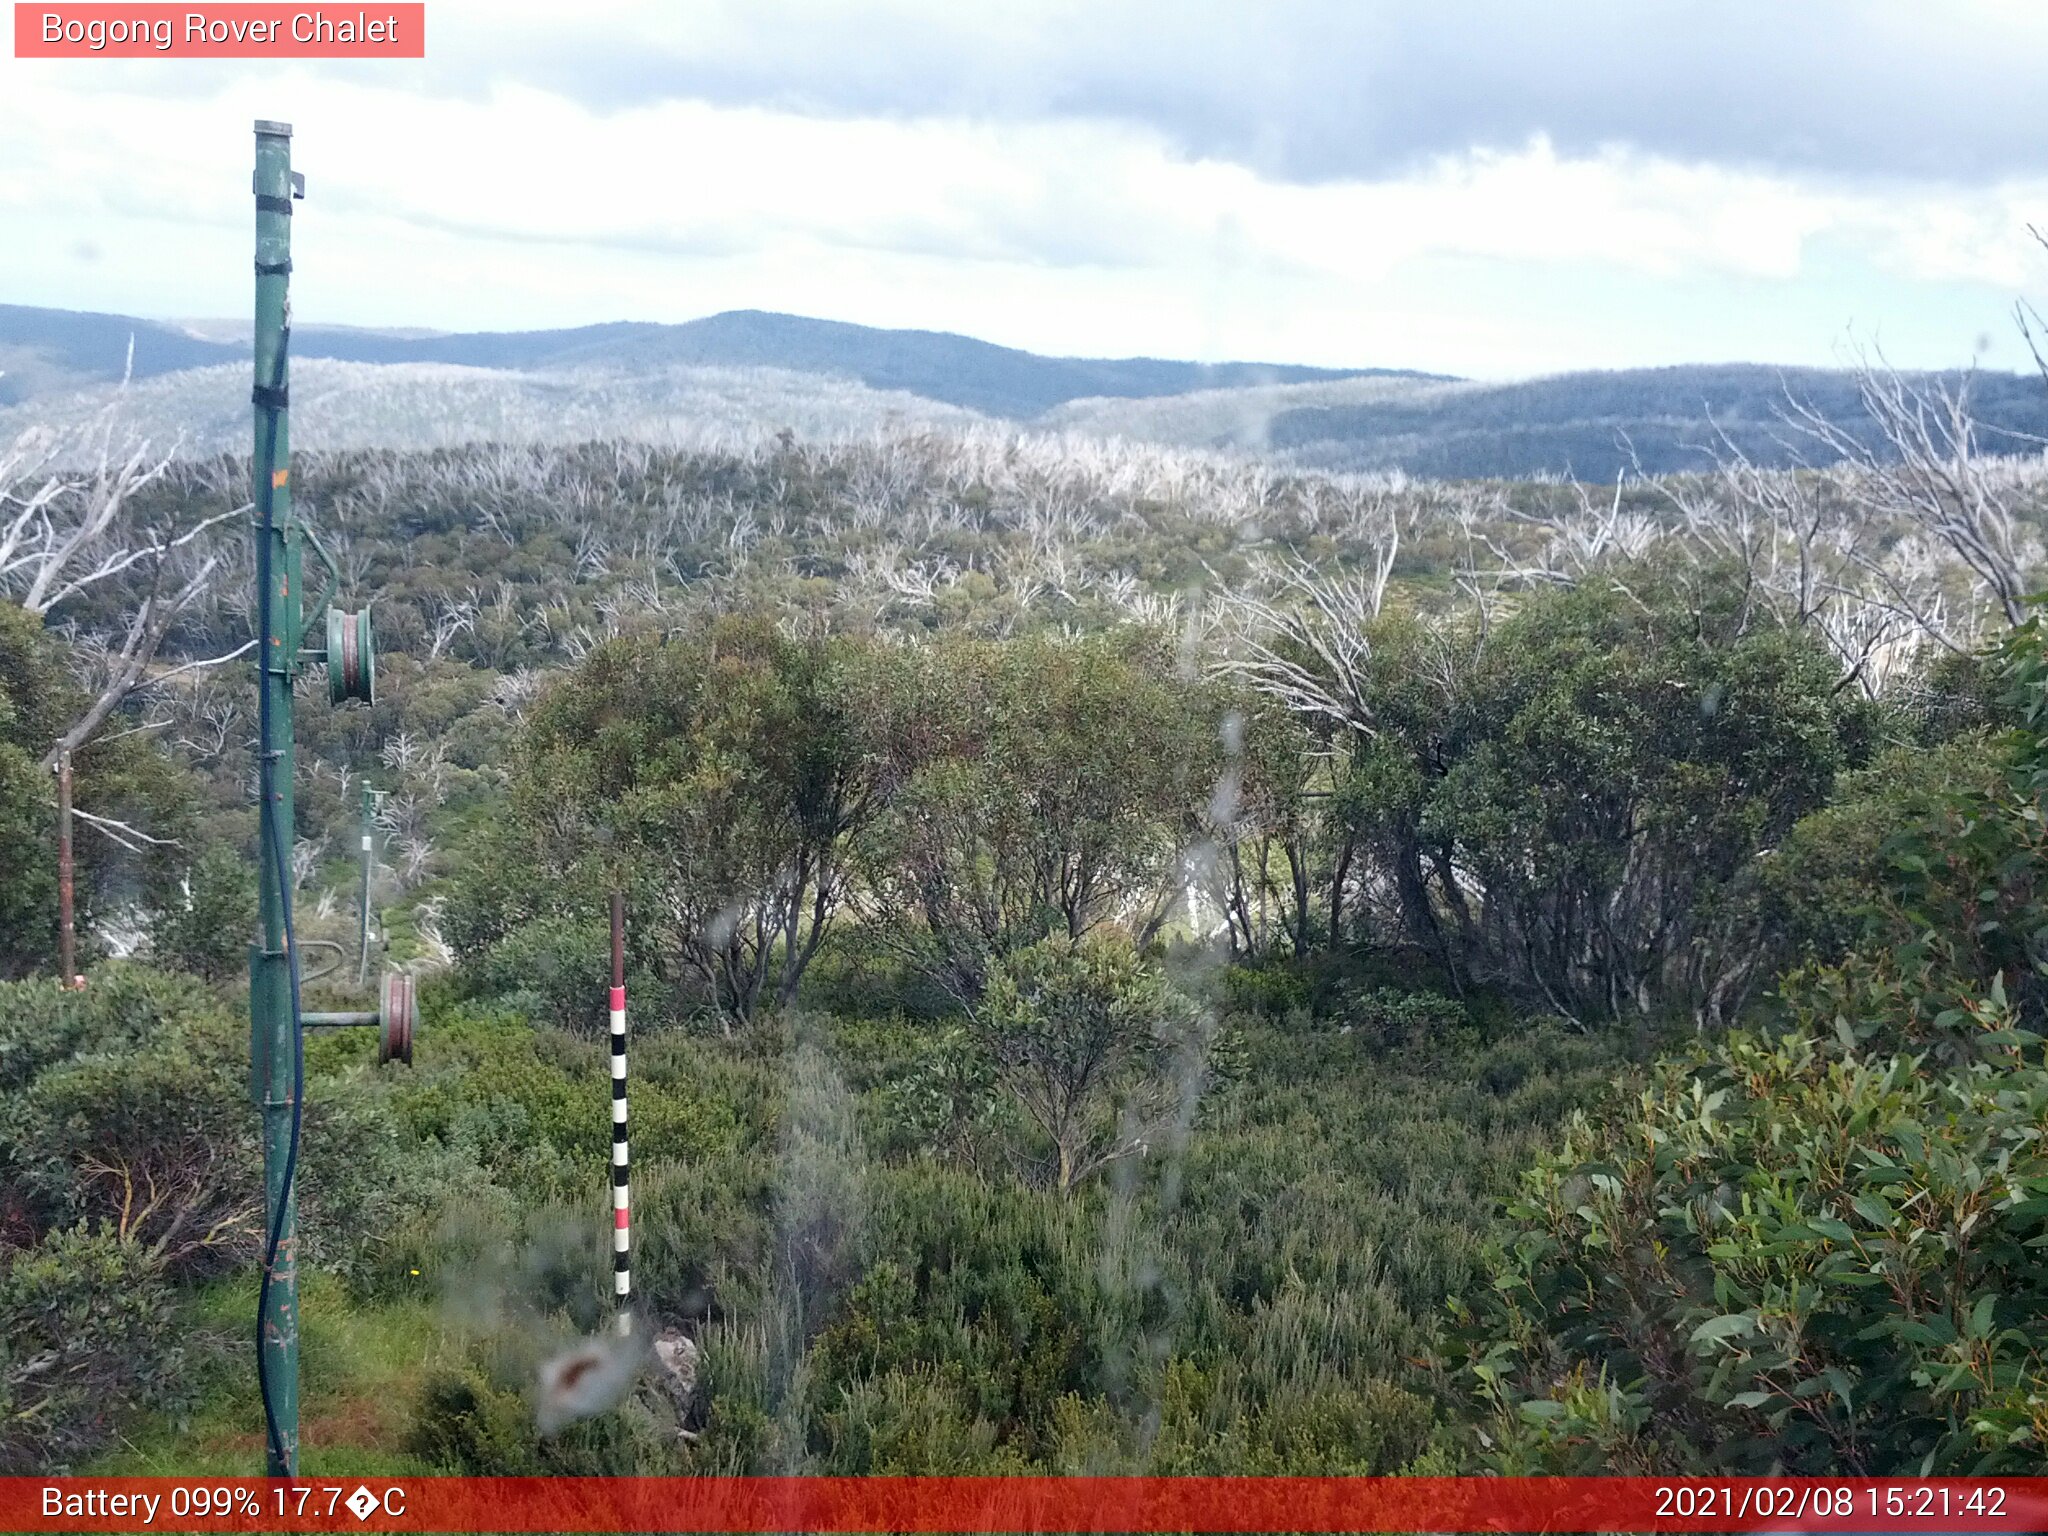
[1776,613,2048,1046]
[469,913,615,1037]
[1459,1011,2048,1473]
[0,972,258,1276]
[775,1043,870,1328]
[1461,614,2048,1475]
[1049,1356,1434,1473]
[1759,736,2004,972]
[1473,1019,1609,1098]
[1221,964,1313,1019]
[405,1366,540,1473]
[1338,985,1472,1054]
[631,1151,775,1328]
[372,1178,527,1308]
[405,1339,683,1474]
[799,1162,1124,1460]
[813,1365,1026,1472]
[389,1004,741,1202]
[975,934,1207,1194]
[153,843,256,982]
[296,1073,476,1291]
[0,966,218,1094]
[0,1225,184,1472]
[836,1017,1000,1164]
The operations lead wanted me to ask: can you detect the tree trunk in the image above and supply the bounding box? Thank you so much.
[1288,838,1312,957]
[1327,835,1354,952]
[1391,827,1450,973]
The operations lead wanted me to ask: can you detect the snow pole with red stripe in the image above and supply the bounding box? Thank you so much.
[609,890,632,1337]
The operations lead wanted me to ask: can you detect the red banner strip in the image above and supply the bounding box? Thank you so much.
[10,1477,2048,1533]
[13,4,425,58]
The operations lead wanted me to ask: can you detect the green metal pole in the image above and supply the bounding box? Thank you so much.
[250,117,299,1479]
[357,781,374,987]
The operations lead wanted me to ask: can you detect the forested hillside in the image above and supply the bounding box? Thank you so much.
[3,372,2047,1474]
[0,303,1406,418]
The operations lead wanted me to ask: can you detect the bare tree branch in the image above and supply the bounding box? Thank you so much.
[71,807,181,852]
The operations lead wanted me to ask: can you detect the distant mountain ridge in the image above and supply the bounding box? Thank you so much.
[1256,363,2048,482]
[0,303,1427,418]
[4,302,2044,480]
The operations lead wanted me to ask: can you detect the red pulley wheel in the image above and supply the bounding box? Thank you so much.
[378,970,414,1065]
[327,607,376,706]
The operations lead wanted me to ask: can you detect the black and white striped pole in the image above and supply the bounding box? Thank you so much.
[609,891,632,1337]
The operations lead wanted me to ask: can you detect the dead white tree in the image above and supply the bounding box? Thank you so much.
[1,385,245,974]
[424,591,478,659]
[1207,529,1401,735]
[1,397,246,772]
[1780,350,2040,630]
[1673,428,1957,693]
[882,555,958,607]
[175,694,241,764]
[291,836,327,894]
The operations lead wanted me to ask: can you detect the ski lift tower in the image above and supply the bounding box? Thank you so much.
[248,118,408,1477]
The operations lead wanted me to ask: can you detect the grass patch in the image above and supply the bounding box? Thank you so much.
[85,1271,446,1476]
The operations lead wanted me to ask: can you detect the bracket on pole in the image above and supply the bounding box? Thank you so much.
[302,970,416,1065]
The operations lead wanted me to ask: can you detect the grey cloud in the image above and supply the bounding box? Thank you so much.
[298,170,1159,273]
[413,0,2048,188]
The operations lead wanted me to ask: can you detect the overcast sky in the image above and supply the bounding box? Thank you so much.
[4,0,2047,378]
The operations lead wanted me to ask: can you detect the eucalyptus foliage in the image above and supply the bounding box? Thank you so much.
[1459,612,2048,1473]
